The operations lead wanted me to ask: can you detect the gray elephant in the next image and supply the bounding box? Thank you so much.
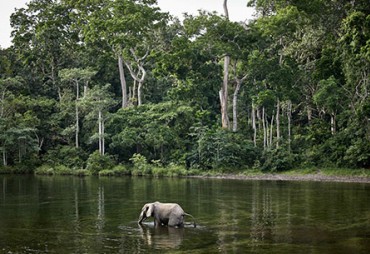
[138,201,196,228]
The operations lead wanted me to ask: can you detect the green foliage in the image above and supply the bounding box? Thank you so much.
[34,164,75,175]
[35,165,54,175]
[43,146,87,169]
[54,165,74,175]
[189,127,259,170]
[99,164,131,176]
[152,163,189,177]
[261,147,296,172]
[86,151,115,174]
[130,153,152,176]
[1,0,369,176]
[108,101,197,164]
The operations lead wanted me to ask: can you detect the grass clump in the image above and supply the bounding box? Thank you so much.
[99,169,115,176]
[54,165,73,175]
[130,153,152,176]
[112,164,131,176]
[73,169,90,177]
[35,165,54,175]
[99,165,131,177]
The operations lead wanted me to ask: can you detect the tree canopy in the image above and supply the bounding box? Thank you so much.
[1,0,369,173]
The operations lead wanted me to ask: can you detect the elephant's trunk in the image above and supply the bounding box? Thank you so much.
[184,213,197,228]
[138,212,145,224]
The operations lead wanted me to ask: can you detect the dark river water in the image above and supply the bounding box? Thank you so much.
[0,175,369,253]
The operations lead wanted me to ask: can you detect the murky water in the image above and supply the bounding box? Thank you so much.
[0,175,369,253]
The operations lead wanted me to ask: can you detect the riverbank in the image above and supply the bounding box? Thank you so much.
[190,172,370,183]
[2,164,370,183]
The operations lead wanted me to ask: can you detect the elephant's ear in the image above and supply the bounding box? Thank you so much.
[146,203,154,217]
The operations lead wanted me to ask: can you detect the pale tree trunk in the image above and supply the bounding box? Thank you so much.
[102,119,105,156]
[75,80,79,148]
[223,0,229,19]
[330,112,336,135]
[306,96,312,123]
[232,68,247,132]
[98,110,102,155]
[138,81,143,106]
[270,114,274,147]
[276,100,280,148]
[98,110,106,156]
[232,80,241,132]
[124,51,147,106]
[262,107,267,149]
[220,0,230,129]
[131,72,138,105]
[118,55,128,108]
[3,148,7,166]
[252,103,257,147]
[220,55,230,129]
[83,80,89,98]
[287,101,292,151]
[34,132,44,153]
[266,113,270,148]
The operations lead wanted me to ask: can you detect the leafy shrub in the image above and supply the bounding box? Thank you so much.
[130,153,152,176]
[262,147,296,172]
[343,139,370,168]
[54,165,73,175]
[188,128,259,170]
[86,151,115,174]
[35,165,54,175]
[43,145,87,169]
[152,164,190,177]
[112,164,131,176]
[152,167,167,177]
[99,169,115,176]
[167,163,188,177]
[0,166,14,174]
[73,169,90,177]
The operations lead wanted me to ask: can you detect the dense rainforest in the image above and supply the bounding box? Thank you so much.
[0,0,369,175]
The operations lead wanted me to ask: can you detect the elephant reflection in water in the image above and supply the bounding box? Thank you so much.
[138,223,185,249]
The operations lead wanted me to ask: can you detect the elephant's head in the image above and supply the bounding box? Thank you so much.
[138,203,155,224]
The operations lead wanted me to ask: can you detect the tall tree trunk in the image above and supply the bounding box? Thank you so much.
[252,103,257,147]
[102,119,105,156]
[223,0,229,19]
[266,113,270,148]
[99,110,102,155]
[220,0,230,129]
[287,101,292,152]
[270,114,274,147]
[220,55,230,129]
[306,96,312,123]
[138,81,143,106]
[330,112,336,135]
[276,100,280,148]
[232,80,241,132]
[3,148,7,166]
[132,77,137,106]
[262,107,266,149]
[118,54,128,108]
[124,58,146,107]
[75,80,79,148]
[83,80,89,98]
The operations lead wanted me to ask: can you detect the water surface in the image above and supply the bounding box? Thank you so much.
[0,175,369,253]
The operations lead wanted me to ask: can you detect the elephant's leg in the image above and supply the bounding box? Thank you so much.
[168,215,184,227]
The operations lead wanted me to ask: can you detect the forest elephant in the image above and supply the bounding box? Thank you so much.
[138,201,196,228]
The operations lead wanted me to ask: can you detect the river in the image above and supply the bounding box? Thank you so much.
[0,175,369,253]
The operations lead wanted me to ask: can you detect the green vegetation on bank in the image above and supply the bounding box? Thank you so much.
[1,151,369,178]
[0,0,369,175]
